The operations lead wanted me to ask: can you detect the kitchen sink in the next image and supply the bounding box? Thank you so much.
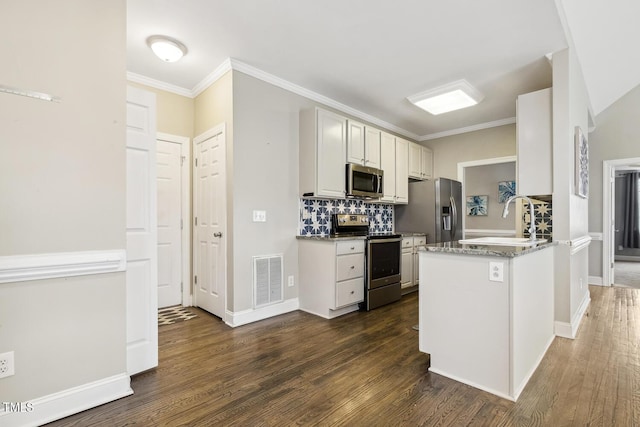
[458,237,548,247]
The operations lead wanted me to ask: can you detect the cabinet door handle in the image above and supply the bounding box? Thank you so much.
[350,290,355,294]
[213,232,223,238]
[350,246,355,250]
[350,265,355,269]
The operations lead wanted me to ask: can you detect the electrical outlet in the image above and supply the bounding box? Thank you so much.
[489,262,504,282]
[252,210,267,222]
[288,275,295,287]
[0,351,15,379]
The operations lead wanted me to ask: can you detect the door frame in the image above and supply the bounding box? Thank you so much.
[602,157,640,287]
[157,132,192,306]
[192,123,228,321]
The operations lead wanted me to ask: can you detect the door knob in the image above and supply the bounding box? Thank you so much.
[213,232,223,238]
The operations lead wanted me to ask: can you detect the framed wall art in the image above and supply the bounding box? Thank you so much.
[575,126,589,198]
[466,195,488,216]
[498,180,516,203]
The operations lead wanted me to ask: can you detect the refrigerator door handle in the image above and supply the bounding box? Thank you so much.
[450,196,457,240]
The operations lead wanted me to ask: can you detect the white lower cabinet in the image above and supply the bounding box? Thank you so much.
[400,235,427,289]
[299,239,365,318]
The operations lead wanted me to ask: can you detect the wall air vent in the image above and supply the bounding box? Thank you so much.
[253,254,283,308]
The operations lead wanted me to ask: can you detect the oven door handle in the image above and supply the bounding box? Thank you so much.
[368,237,402,243]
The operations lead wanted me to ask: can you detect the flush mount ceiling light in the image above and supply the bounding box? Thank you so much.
[407,79,484,115]
[146,35,188,62]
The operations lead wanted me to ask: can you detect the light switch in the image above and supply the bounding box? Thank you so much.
[253,210,267,222]
[489,262,504,282]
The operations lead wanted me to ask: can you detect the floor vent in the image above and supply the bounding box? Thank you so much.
[253,254,283,308]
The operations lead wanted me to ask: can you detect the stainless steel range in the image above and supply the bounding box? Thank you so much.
[331,214,402,311]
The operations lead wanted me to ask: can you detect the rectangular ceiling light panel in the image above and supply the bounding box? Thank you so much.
[408,79,483,115]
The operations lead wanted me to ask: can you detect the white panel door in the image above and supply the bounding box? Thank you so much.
[126,86,158,375]
[193,126,226,318]
[316,109,347,198]
[157,140,182,308]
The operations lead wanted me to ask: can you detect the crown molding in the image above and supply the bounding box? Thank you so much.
[227,58,420,141]
[419,117,516,141]
[191,58,233,97]
[128,59,516,143]
[126,72,192,98]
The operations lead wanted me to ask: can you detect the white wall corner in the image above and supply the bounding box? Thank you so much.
[554,291,591,339]
[0,373,132,427]
[225,298,300,328]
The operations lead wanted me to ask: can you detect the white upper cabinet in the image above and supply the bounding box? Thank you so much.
[421,145,433,180]
[516,88,552,196]
[346,120,365,165]
[380,132,396,203]
[408,142,422,178]
[300,108,347,198]
[408,142,433,180]
[347,120,381,169]
[395,138,409,204]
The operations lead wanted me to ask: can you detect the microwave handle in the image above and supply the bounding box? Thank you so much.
[377,174,383,194]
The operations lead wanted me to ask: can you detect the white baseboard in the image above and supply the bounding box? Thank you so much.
[0,250,126,284]
[513,334,555,401]
[588,276,604,286]
[226,298,300,327]
[0,373,132,427]
[554,292,591,339]
[428,367,516,402]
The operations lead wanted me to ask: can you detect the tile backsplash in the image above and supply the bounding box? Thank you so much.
[523,199,552,240]
[299,198,393,237]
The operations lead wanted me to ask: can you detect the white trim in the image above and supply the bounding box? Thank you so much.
[193,122,226,145]
[229,59,420,141]
[157,133,192,307]
[428,367,516,402]
[127,72,192,98]
[191,58,233,98]
[554,291,590,339]
[615,255,640,262]
[513,334,555,401]
[225,298,300,327]
[463,229,516,237]
[588,276,604,286]
[0,373,131,426]
[570,235,592,255]
[0,250,126,284]
[602,157,640,288]
[420,117,516,141]
[589,232,603,240]
[130,58,518,144]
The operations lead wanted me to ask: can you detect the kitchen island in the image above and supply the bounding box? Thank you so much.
[419,240,556,401]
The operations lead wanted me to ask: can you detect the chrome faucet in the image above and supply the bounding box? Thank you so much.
[502,195,537,241]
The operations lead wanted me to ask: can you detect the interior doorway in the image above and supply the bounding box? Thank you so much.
[157,133,191,308]
[603,157,640,288]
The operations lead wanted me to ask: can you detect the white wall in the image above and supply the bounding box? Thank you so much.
[0,0,127,405]
[230,71,316,311]
[551,48,590,333]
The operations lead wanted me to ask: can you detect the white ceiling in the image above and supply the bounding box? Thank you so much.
[127,0,640,140]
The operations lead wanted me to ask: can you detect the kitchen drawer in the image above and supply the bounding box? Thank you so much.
[335,277,364,308]
[336,240,365,255]
[336,253,364,281]
[402,237,413,249]
[413,236,427,246]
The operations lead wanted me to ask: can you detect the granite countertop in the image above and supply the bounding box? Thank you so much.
[419,240,557,258]
[296,235,367,241]
[398,231,428,238]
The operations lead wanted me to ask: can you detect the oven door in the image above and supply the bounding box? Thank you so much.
[367,237,401,289]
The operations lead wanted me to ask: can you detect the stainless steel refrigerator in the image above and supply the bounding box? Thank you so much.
[395,178,463,243]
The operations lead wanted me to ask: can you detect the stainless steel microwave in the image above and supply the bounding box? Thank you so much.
[346,163,383,199]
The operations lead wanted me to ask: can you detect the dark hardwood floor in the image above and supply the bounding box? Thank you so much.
[48,286,639,426]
